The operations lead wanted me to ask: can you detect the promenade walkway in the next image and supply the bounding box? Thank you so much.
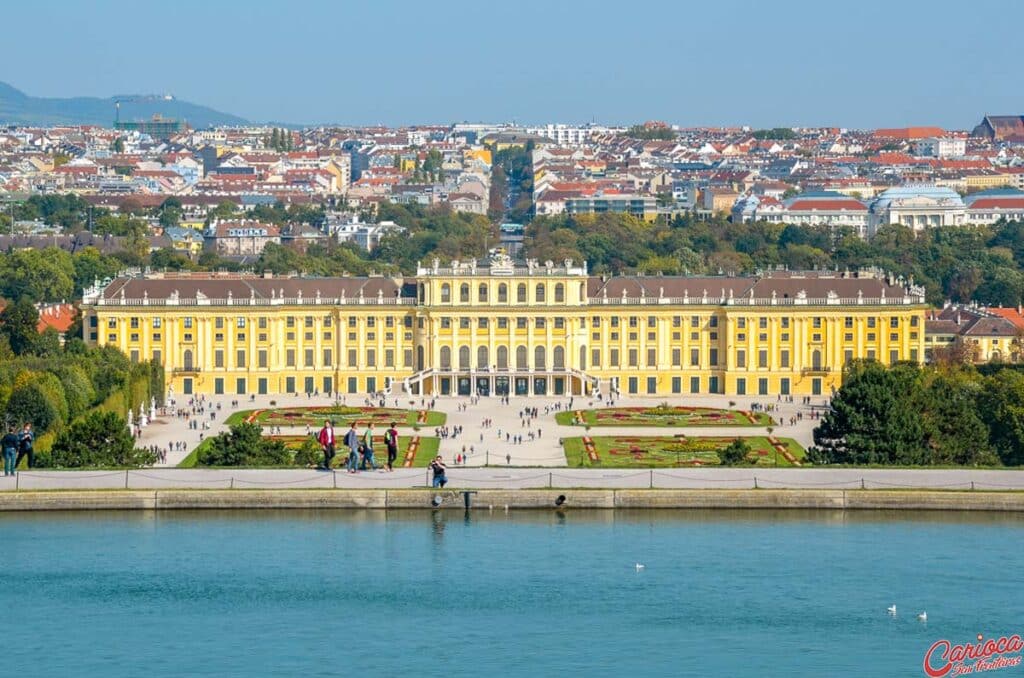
[1,467,1021,491]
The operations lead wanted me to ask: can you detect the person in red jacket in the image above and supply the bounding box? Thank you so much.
[317,419,336,470]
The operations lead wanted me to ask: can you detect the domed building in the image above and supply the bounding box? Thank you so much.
[868,185,966,234]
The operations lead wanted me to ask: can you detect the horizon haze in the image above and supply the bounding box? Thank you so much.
[0,0,1021,129]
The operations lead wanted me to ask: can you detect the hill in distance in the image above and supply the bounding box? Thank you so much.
[0,81,249,128]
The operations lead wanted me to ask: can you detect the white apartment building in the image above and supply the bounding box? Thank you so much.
[914,137,966,159]
[524,124,617,146]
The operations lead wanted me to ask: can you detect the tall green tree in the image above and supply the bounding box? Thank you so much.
[811,361,927,465]
[0,297,40,355]
[50,411,155,468]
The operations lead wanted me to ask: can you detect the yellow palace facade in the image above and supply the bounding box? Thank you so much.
[80,256,927,398]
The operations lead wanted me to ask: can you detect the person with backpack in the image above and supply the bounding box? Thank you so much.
[2,426,19,476]
[344,422,360,474]
[384,421,399,472]
[16,423,34,469]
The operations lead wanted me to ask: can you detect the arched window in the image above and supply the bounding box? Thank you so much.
[418,283,425,303]
[579,345,587,370]
[553,346,565,369]
[417,345,425,370]
[516,345,527,369]
[811,349,822,369]
[477,346,489,368]
[460,283,470,303]
[580,283,586,302]
[459,345,470,369]
[497,346,508,368]
[554,283,565,303]
[441,284,451,303]
[535,283,546,302]
[535,345,546,369]
[183,349,193,370]
[478,283,488,303]
[517,284,527,303]
[440,346,451,369]
[498,283,508,303]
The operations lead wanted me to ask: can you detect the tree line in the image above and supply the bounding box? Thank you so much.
[811,360,1024,467]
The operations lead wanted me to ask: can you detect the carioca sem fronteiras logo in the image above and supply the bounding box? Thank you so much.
[923,633,1023,676]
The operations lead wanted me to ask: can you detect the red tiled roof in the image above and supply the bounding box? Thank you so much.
[36,303,77,334]
[872,127,946,139]
[969,198,1024,210]
[987,307,1024,330]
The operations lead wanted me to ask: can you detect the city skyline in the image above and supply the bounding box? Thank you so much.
[2,0,1021,129]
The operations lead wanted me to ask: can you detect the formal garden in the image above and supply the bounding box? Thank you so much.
[179,423,439,468]
[225,405,446,428]
[555,404,773,427]
[562,434,805,468]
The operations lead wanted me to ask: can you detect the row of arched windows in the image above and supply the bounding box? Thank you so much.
[437,282,568,304]
[438,345,579,370]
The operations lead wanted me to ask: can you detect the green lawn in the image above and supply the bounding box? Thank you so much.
[225,406,446,428]
[562,435,806,468]
[178,434,439,468]
[555,406,774,427]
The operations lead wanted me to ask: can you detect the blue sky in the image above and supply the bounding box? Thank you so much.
[2,0,1021,128]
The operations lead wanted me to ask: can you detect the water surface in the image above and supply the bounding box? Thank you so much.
[2,509,1020,677]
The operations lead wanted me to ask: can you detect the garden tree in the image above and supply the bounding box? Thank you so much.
[33,328,62,358]
[810,360,927,465]
[56,364,96,420]
[0,247,76,301]
[751,128,798,140]
[5,381,62,433]
[211,200,239,219]
[718,438,752,466]
[82,344,132,402]
[0,297,41,355]
[111,137,125,153]
[978,370,1024,466]
[624,124,676,140]
[198,422,290,466]
[72,247,122,293]
[919,371,996,465]
[149,247,193,271]
[49,411,155,468]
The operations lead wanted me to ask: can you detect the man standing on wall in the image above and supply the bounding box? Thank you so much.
[317,419,336,470]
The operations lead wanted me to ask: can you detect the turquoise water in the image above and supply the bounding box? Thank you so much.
[1,509,1022,677]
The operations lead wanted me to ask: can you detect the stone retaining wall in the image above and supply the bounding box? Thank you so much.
[0,489,1022,512]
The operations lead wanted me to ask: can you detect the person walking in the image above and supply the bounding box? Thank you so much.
[2,426,19,476]
[317,419,336,470]
[16,423,34,469]
[430,455,447,488]
[361,423,379,470]
[344,422,360,474]
[384,421,399,472]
